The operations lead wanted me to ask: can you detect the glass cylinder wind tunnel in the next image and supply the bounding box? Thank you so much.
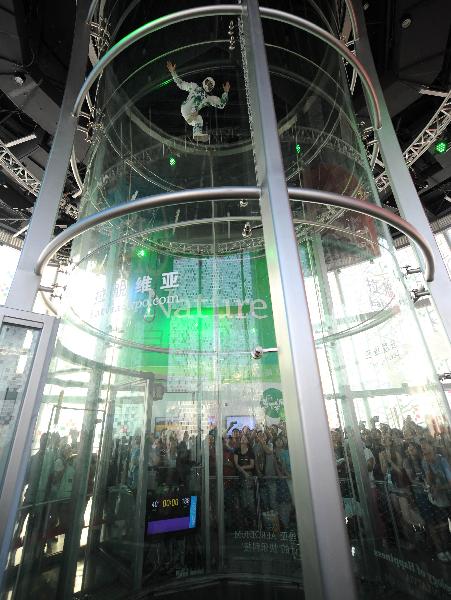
[1,1,451,600]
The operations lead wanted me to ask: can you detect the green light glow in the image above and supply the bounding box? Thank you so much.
[435,140,448,154]
[136,248,147,258]
[169,156,177,167]
[295,143,301,155]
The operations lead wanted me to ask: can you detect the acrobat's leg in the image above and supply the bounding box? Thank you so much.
[192,114,209,143]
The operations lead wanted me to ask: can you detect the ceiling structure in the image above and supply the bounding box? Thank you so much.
[0,0,450,243]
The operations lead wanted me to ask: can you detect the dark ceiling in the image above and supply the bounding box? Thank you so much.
[0,0,450,240]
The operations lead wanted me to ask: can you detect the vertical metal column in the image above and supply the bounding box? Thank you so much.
[83,387,117,590]
[351,0,451,344]
[5,0,92,311]
[309,237,378,568]
[241,2,357,599]
[133,378,155,590]
[56,368,104,599]
[0,311,59,590]
[444,229,451,255]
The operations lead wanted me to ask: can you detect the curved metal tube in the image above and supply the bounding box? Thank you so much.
[35,187,260,276]
[74,5,241,118]
[36,186,434,282]
[87,0,101,25]
[70,148,84,193]
[260,8,380,128]
[344,0,359,40]
[73,5,381,129]
[369,139,379,169]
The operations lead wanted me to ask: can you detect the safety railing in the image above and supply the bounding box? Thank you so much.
[73,5,380,127]
[36,187,434,283]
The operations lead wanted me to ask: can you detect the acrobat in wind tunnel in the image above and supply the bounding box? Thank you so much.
[167,60,230,143]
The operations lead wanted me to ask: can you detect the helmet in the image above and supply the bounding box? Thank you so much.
[202,77,215,92]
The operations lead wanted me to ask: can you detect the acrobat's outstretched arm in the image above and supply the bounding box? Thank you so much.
[206,81,231,109]
[166,60,197,92]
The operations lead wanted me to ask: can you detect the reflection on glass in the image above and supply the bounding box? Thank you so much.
[265,4,451,595]
[1,2,451,600]
[0,323,40,488]
[2,241,302,599]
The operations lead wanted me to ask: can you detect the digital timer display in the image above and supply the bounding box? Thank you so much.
[146,495,197,535]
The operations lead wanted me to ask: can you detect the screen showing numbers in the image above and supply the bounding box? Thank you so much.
[146,495,197,535]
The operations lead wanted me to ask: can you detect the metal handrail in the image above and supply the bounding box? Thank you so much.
[70,148,84,195]
[35,186,434,282]
[259,9,377,128]
[73,5,381,129]
[35,187,257,276]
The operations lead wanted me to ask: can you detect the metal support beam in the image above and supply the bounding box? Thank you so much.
[0,309,59,589]
[241,2,357,599]
[351,1,451,344]
[5,0,91,311]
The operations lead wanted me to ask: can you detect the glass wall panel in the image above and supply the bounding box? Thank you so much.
[395,243,451,378]
[264,2,451,598]
[0,3,304,598]
[2,2,450,600]
[0,214,305,599]
[0,322,40,489]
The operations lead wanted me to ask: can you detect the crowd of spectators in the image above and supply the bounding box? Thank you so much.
[15,413,451,565]
[334,415,451,563]
[120,421,295,532]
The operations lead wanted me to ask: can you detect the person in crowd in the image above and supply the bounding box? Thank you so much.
[379,429,421,548]
[223,434,238,527]
[227,427,241,450]
[69,428,80,452]
[127,434,141,491]
[274,434,293,529]
[361,432,388,541]
[331,428,362,541]
[420,439,451,507]
[175,431,192,489]
[361,428,384,481]
[254,430,278,514]
[404,441,451,562]
[51,443,76,532]
[233,433,255,529]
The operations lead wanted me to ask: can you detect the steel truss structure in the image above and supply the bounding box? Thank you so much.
[369,90,451,192]
[0,139,41,196]
[0,139,79,220]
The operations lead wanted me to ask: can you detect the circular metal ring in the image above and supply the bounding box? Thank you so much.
[74,5,380,128]
[36,186,434,281]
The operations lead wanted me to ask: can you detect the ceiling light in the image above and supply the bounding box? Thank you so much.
[435,140,449,154]
[5,133,37,148]
[401,15,412,29]
[13,72,26,86]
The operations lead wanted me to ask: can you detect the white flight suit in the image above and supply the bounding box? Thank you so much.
[171,71,228,139]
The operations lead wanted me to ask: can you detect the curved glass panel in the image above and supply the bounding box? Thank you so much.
[264,5,451,599]
[1,2,450,600]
